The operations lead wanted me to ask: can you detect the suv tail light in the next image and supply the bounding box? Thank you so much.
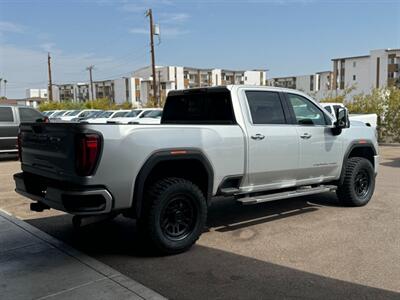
[75,133,101,176]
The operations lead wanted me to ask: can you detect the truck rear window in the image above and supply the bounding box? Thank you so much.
[162,89,235,124]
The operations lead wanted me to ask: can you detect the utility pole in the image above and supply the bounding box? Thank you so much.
[47,53,53,101]
[86,65,95,102]
[146,8,158,107]
[0,78,2,98]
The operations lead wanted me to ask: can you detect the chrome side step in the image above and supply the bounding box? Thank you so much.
[237,185,337,205]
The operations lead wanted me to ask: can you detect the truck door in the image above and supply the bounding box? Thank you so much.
[0,107,18,153]
[285,93,342,180]
[242,90,300,191]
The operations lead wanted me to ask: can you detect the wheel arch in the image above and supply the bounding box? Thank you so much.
[338,141,377,185]
[132,149,214,218]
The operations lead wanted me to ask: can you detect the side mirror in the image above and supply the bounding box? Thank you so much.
[336,107,350,129]
[332,107,349,135]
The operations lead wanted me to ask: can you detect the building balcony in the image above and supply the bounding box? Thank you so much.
[388,64,399,73]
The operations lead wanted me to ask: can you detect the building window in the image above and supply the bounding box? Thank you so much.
[353,61,356,67]
[353,75,356,81]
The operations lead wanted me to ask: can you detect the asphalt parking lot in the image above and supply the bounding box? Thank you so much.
[1,146,399,299]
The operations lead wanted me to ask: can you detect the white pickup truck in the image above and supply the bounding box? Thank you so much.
[14,86,379,254]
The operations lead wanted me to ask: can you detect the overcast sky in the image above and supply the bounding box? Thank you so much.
[0,0,399,98]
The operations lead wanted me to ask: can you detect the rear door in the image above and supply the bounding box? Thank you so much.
[242,90,300,192]
[0,107,18,152]
[285,93,342,181]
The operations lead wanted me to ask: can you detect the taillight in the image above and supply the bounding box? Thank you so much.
[43,116,49,123]
[17,132,22,161]
[75,134,101,176]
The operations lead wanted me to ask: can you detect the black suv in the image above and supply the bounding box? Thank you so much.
[0,105,44,154]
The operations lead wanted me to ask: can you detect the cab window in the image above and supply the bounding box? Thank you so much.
[19,107,43,122]
[287,94,327,126]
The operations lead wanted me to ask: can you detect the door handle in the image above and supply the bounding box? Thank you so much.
[300,133,312,139]
[251,134,265,140]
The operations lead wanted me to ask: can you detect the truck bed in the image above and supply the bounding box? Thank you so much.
[18,121,246,211]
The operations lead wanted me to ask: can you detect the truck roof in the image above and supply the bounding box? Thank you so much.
[169,84,311,95]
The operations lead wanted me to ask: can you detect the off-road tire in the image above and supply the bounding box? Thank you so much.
[139,177,207,255]
[336,157,375,207]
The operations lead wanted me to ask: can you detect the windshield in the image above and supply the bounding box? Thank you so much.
[112,111,129,118]
[43,111,54,116]
[52,111,66,117]
[78,111,95,118]
[143,110,162,118]
[66,110,81,116]
[96,111,113,118]
[125,110,142,117]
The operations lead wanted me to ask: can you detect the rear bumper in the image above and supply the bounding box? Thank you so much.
[14,172,113,215]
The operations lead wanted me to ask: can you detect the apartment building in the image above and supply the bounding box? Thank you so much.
[332,48,400,94]
[54,78,142,105]
[25,88,47,99]
[134,65,267,104]
[50,65,266,105]
[268,74,320,95]
[133,66,185,103]
[268,48,399,100]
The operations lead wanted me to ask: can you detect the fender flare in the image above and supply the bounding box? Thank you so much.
[338,140,377,185]
[132,149,214,218]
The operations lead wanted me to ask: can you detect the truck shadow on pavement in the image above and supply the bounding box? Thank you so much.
[380,157,400,168]
[26,193,399,299]
[207,196,322,233]
[26,193,341,257]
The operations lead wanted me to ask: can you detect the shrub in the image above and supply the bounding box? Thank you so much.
[320,87,400,143]
[38,98,136,112]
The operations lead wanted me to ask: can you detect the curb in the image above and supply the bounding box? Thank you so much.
[0,209,166,300]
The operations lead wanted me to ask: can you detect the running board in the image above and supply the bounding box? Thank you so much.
[237,185,337,205]
[220,187,240,195]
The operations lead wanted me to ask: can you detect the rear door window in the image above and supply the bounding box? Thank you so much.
[19,107,43,122]
[0,107,14,122]
[245,91,287,124]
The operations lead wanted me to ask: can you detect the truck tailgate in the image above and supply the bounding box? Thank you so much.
[19,122,84,182]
